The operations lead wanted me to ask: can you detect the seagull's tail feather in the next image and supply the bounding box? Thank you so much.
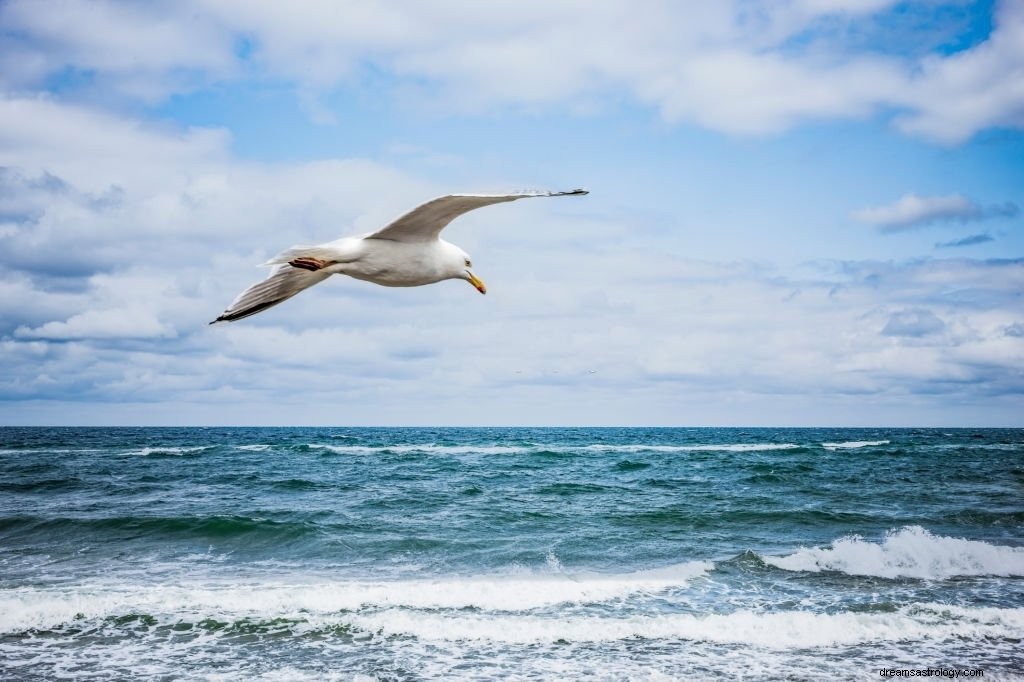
[210,265,331,324]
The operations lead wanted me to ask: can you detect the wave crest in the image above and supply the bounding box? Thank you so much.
[0,561,712,634]
[762,526,1024,579]
[821,440,890,450]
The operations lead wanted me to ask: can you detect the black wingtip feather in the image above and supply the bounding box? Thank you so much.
[209,298,288,325]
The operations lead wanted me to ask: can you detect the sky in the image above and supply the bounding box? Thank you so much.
[0,0,1022,427]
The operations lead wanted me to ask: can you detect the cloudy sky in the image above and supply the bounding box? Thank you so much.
[1,0,1022,426]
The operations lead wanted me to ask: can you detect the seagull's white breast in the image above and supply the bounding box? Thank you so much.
[338,238,453,287]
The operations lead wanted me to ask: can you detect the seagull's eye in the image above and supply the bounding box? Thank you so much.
[465,259,472,267]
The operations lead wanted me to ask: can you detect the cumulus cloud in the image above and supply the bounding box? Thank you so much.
[0,5,1021,425]
[894,0,1024,143]
[6,251,1023,424]
[0,95,230,190]
[852,193,1018,232]
[1,96,1021,423]
[0,0,1021,142]
[0,0,236,102]
[15,308,176,340]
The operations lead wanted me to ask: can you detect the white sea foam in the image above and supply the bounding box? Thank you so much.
[763,526,1024,579]
[346,603,1024,648]
[582,443,801,453]
[304,442,802,456]
[5,582,1021,651]
[0,561,712,634]
[821,440,890,450]
[125,446,210,457]
[235,444,272,452]
[936,443,1022,451]
[306,444,529,455]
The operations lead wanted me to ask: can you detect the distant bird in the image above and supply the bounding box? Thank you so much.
[211,189,588,323]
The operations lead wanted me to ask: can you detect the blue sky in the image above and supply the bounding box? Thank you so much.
[0,0,1021,426]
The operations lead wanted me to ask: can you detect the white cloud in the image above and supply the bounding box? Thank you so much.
[894,1,1024,143]
[0,0,236,101]
[654,51,903,135]
[15,308,176,340]
[0,61,1021,425]
[791,0,897,14]
[1,1,1021,142]
[852,193,981,231]
[851,193,1019,232]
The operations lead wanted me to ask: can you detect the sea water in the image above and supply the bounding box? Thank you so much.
[1,427,1022,680]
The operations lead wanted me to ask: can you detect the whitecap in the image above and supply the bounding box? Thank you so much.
[122,445,212,457]
[347,602,1024,648]
[306,444,528,455]
[304,443,802,456]
[821,440,890,450]
[582,444,801,453]
[0,561,713,634]
[762,526,1024,579]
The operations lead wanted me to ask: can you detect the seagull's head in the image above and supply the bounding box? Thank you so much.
[445,243,486,295]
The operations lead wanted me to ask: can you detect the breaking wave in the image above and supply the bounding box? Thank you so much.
[762,526,1024,579]
[821,440,890,450]
[0,561,713,634]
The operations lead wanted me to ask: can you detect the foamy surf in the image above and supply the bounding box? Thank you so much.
[763,526,1024,579]
[349,603,1024,648]
[7,584,1020,651]
[583,443,802,453]
[821,439,890,449]
[303,442,804,456]
[0,561,713,634]
[125,445,212,456]
[306,443,530,455]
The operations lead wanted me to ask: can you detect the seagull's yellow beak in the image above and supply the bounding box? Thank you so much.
[466,271,487,295]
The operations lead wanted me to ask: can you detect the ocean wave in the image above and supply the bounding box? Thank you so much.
[935,443,1022,451]
[0,562,712,634]
[582,444,802,453]
[5,608,1022,682]
[124,446,212,457]
[821,440,890,450]
[6,583,1021,650]
[348,603,1024,648]
[302,442,804,456]
[306,444,529,455]
[762,526,1024,579]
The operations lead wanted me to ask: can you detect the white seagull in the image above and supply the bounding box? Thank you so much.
[211,188,588,323]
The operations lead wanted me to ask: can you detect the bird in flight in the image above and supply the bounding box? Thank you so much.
[210,188,588,324]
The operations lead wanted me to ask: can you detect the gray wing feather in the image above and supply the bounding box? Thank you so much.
[367,189,588,243]
[210,265,331,324]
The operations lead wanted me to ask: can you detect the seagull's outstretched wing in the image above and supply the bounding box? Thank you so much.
[367,188,588,243]
[210,265,331,324]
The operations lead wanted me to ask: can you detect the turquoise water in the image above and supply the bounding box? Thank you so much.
[1,427,1022,680]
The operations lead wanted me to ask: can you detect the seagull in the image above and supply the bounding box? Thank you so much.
[210,188,588,323]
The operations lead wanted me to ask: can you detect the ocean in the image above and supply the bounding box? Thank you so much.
[1,427,1022,680]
